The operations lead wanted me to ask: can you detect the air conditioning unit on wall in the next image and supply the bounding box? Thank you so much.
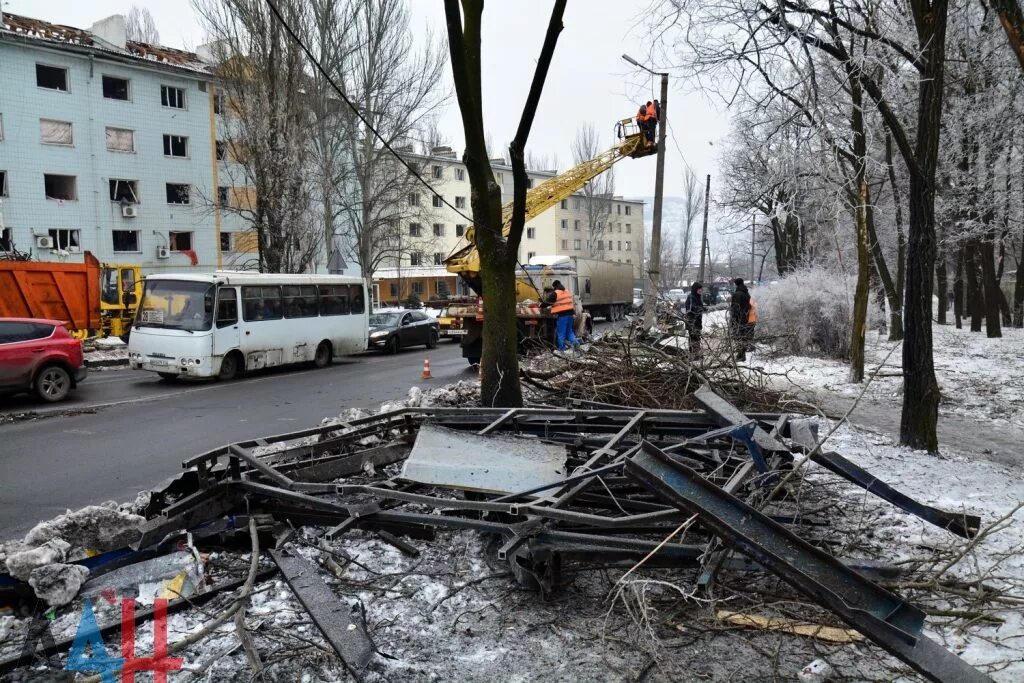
[122,205,138,218]
[156,246,169,259]
[36,236,54,249]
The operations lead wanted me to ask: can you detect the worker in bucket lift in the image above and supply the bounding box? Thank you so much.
[644,99,660,143]
[541,280,580,353]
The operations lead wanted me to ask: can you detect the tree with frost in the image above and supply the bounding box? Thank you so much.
[126,6,160,44]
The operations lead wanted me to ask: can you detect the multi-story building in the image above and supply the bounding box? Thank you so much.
[373,147,645,304]
[0,12,253,273]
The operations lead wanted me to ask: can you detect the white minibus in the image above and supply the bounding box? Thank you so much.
[127,272,368,380]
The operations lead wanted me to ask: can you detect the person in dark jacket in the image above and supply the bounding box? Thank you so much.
[683,281,705,358]
[730,278,754,361]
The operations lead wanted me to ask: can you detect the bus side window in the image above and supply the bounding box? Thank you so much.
[319,285,349,315]
[216,289,238,328]
[242,286,281,321]
[283,285,318,318]
[349,285,365,314]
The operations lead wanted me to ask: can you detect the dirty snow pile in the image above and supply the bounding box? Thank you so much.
[82,336,129,365]
[1,504,145,607]
[760,323,1024,429]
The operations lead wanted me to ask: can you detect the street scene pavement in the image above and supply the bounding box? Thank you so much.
[0,342,469,537]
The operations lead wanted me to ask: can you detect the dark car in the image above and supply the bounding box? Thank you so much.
[0,318,87,402]
[368,310,439,354]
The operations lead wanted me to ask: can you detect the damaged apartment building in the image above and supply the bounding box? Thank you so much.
[0,11,256,272]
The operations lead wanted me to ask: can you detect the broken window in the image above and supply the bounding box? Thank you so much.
[36,64,68,91]
[161,85,186,109]
[48,229,80,251]
[163,135,188,157]
[1,228,13,251]
[283,285,319,318]
[102,75,129,100]
[44,174,77,201]
[220,232,233,252]
[433,223,445,237]
[105,127,135,153]
[319,285,349,316]
[409,223,422,237]
[0,171,7,197]
[216,140,226,161]
[432,195,443,208]
[432,165,443,179]
[242,286,282,321]
[527,227,536,239]
[40,119,73,145]
[455,224,465,237]
[109,179,139,203]
[112,230,140,252]
[455,196,466,209]
[169,231,193,251]
[166,183,190,204]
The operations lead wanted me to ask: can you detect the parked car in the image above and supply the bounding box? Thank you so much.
[368,310,439,353]
[0,318,87,402]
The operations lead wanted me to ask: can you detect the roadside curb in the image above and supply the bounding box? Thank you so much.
[84,358,129,368]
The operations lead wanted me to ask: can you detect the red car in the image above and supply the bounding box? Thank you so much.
[0,318,87,402]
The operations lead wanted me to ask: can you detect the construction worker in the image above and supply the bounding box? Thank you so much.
[542,280,579,352]
[636,103,648,130]
[644,100,659,143]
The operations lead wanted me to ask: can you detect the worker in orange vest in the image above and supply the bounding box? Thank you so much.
[542,280,580,352]
[643,99,659,143]
[636,103,648,130]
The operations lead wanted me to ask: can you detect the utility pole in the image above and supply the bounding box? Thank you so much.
[750,214,756,283]
[622,54,668,328]
[698,173,711,283]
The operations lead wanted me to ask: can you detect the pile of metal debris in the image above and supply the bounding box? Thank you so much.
[0,386,1010,681]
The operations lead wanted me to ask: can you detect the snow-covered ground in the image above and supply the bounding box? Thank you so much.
[761,324,1024,429]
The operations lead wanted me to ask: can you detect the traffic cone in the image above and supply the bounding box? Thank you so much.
[421,357,432,380]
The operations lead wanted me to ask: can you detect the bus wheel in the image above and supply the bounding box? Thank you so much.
[314,341,333,368]
[218,352,241,381]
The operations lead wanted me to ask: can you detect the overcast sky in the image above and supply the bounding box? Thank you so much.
[7,1,729,202]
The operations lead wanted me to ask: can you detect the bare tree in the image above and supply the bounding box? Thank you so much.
[571,123,615,258]
[445,0,567,407]
[336,0,448,290]
[126,5,160,44]
[679,166,703,274]
[195,0,318,273]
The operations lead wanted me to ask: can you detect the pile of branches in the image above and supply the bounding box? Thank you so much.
[521,323,786,412]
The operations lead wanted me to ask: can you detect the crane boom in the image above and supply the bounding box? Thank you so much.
[445,119,653,290]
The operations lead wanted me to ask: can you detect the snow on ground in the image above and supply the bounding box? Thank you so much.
[760,323,1024,429]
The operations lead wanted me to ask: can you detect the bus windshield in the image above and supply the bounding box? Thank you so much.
[135,280,215,332]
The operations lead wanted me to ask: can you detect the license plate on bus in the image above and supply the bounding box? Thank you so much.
[444,329,468,336]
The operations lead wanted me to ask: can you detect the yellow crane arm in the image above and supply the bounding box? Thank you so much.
[445,121,652,283]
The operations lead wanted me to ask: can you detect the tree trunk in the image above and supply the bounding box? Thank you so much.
[885,130,907,334]
[899,0,948,453]
[866,188,903,339]
[979,232,1003,338]
[953,247,964,329]
[848,80,870,383]
[990,0,1024,72]
[935,246,948,325]
[965,241,984,332]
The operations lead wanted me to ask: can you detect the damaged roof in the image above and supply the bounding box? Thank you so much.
[0,11,210,74]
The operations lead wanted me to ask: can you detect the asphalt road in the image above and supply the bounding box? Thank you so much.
[0,340,472,539]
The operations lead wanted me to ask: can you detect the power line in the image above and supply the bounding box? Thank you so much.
[260,0,475,227]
